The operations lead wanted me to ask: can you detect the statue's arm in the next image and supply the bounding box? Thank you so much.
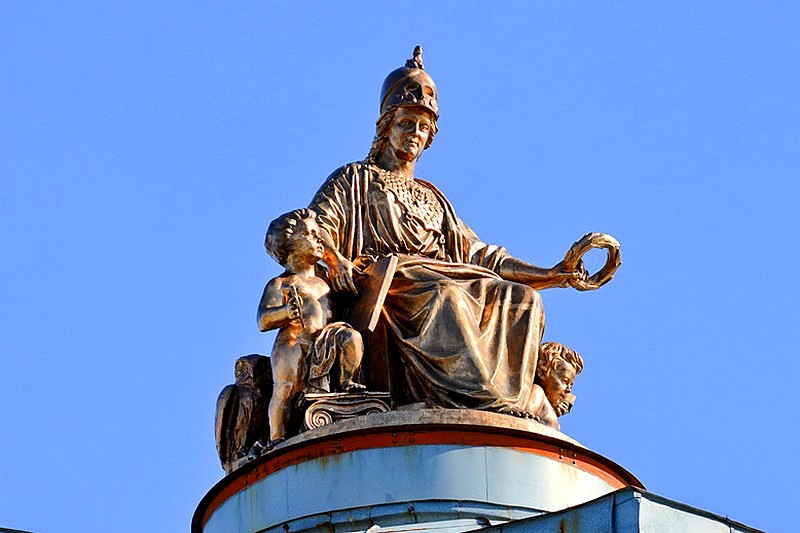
[457,216,585,290]
[309,166,362,294]
[319,238,359,294]
[257,279,296,332]
[497,256,585,290]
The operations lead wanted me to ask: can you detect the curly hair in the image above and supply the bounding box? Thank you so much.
[265,208,317,265]
[365,105,439,164]
[537,342,584,378]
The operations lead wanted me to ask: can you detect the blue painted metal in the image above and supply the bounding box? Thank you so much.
[210,489,765,532]
[204,443,620,533]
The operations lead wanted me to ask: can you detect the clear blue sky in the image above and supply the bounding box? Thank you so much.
[2,3,798,532]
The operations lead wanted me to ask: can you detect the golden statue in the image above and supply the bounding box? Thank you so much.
[307,46,620,418]
[216,47,621,473]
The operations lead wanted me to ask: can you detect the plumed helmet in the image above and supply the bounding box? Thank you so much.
[379,46,439,118]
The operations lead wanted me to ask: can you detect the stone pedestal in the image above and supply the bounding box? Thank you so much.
[193,409,643,533]
[301,391,391,431]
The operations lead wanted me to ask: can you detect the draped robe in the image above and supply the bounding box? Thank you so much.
[309,162,545,414]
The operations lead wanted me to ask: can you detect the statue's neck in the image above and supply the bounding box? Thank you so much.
[283,257,316,278]
[376,150,417,181]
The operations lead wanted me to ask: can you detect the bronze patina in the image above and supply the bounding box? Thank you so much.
[257,209,366,446]
[215,46,620,471]
[215,355,272,474]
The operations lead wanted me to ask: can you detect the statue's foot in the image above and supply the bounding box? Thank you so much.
[495,404,521,417]
[246,439,268,460]
[494,403,535,420]
[267,437,285,450]
[247,438,285,461]
[342,380,367,392]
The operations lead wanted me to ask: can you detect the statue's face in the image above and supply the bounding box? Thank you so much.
[387,107,433,162]
[290,218,324,264]
[541,358,576,407]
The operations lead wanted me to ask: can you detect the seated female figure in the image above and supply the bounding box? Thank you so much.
[309,51,584,417]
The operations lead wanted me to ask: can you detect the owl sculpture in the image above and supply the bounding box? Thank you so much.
[215,354,273,474]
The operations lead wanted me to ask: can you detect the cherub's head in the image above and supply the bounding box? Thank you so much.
[265,209,324,268]
[537,342,584,408]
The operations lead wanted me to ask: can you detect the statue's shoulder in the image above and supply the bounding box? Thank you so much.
[318,161,380,191]
[325,161,375,179]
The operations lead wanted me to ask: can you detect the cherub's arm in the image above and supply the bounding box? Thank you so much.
[257,278,300,332]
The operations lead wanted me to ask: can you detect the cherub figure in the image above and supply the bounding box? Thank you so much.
[528,342,584,430]
[257,209,365,446]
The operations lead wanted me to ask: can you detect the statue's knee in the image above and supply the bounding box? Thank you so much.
[529,287,542,307]
[272,381,293,399]
[513,282,542,307]
[434,281,462,301]
[338,328,363,350]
